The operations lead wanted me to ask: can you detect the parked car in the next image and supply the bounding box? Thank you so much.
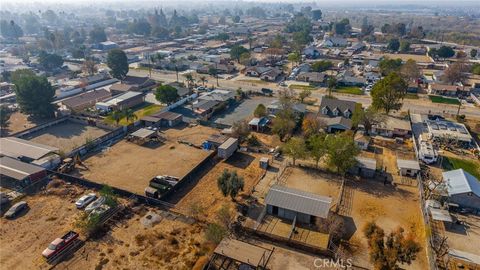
[75,193,97,209]
[84,196,106,213]
[4,201,27,219]
[88,204,110,219]
[42,231,79,258]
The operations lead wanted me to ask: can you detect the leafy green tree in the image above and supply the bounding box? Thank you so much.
[363,222,421,270]
[292,31,312,51]
[123,108,137,123]
[307,133,327,168]
[327,77,337,97]
[472,63,480,75]
[283,137,307,166]
[13,71,56,117]
[232,15,241,23]
[436,46,455,59]
[38,51,63,71]
[399,40,411,52]
[100,185,118,207]
[387,38,400,51]
[0,20,23,39]
[325,133,360,175]
[311,60,333,72]
[107,49,129,80]
[155,84,179,105]
[217,169,244,200]
[371,72,407,114]
[288,52,301,67]
[0,106,12,128]
[311,10,322,20]
[351,106,384,135]
[285,14,312,33]
[470,49,478,58]
[442,62,469,85]
[379,57,402,76]
[272,109,296,141]
[230,45,249,63]
[89,26,107,43]
[254,103,267,117]
[231,120,250,142]
[205,223,227,244]
[111,110,123,125]
[333,18,350,35]
[208,66,219,86]
[215,32,229,41]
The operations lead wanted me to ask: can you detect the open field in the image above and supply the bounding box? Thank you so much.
[440,213,480,258]
[282,166,342,201]
[0,189,85,269]
[174,152,265,222]
[375,53,433,63]
[1,111,49,136]
[76,125,217,195]
[58,208,207,270]
[336,86,363,95]
[23,120,109,153]
[345,180,427,269]
[104,103,164,126]
[288,84,318,91]
[429,95,461,105]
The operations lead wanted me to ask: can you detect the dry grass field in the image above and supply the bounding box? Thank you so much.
[1,111,49,136]
[76,125,217,195]
[24,120,109,153]
[375,53,433,63]
[174,152,265,222]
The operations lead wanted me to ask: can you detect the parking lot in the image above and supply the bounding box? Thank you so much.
[212,96,276,126]
[76,125,217,195]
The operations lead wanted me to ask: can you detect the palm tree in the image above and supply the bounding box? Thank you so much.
[111,110,123,126]
[199,76,207,86]
[183,73,195,89]
[148,55,155,77]
[123,108,137,124]
[327,77,337,97]
[170,58,179,82]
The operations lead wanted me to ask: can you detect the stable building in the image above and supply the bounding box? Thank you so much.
[265,185,332,224]
[207,238,273,270]
[141,111,183,127]
[443,169,480,210]
[0,137,61,169]
[350,156,377,178]
[397,159,421,177]
[0,156,47,187]
[95,91,144,112]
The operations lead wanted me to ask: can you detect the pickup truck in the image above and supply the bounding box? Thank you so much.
[42,231,79,259]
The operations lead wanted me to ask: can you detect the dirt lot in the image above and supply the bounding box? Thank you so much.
[24,120,109,153]
[58,208,208,270]
[282,166,342,201]
[1,111,49,136]
[345,179,428,269]
[0,185,85,269]
[441,213,480,257]
[174,151,265,222]
[375,53,433,63]
[77,125,217,195]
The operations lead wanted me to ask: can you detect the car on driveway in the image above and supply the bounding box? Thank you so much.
[75,193,97,209]
[4,201,28,218]
[84,196,105,213]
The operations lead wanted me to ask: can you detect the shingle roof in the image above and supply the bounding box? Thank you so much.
[265,185,332,218]
[61,89,111,109]
[443,169,480,197]
[319,97,357,116]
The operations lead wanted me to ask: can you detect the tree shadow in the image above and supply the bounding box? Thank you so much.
[224,152,255,169]
[346,176,414,199]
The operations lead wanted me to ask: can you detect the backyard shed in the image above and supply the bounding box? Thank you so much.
[128,128,158,144]
[265,185,332,224]
[259,157,269,169]
[141,111,183,127]
[349,156,376,178]
[205,134,229,149]
[208,238,273,269]
[217,138,238,159]
[397,159,421,177]
[443,169,480,210]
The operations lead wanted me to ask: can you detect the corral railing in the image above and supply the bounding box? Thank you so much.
[12,116,70,138]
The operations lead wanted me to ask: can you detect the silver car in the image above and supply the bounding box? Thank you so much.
[4,201,28,219]
[75,193,97,209]
[84,196,105,213]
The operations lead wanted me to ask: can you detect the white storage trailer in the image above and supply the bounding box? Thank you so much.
[217,138,238,159]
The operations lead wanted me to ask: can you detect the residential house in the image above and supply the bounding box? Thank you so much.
[95,91,145,112]
[265,185,332,224]
[260,68,282,82]
[303,46,321,59]
[248,117,270,132]
[140,110,183,127]
[192,89,235,119]
[266,100,306,116]
[317,97,357,132]
[322,37,348,47]
[354,131,370,150]
[338,74,366,87]
[346,42,365,54]
[109,75,157,95]
[428,83,469,97]
[425,118,474,149]
[59,88,111,112]
[442,169,480,210]
[245,66,283,81]
[371,116,412,138]
[295,72,326,85]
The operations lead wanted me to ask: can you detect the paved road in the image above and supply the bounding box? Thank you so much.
[130,69,480,119]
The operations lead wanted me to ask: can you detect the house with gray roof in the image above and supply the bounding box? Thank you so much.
[318,97,358,132]
[265,184,332,224]
[443,169,480,210]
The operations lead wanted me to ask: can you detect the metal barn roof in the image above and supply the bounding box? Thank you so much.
[0,137,59,160]
[443,169,480,197]
[265,185,332,218]
[397,159,421,170]
[0,156,46,180]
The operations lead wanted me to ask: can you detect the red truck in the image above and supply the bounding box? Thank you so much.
[42,231,79,259]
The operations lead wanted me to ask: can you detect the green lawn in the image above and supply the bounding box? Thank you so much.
[442,156,480,180]
[429,95,460,105]
[288,84,318,91]
[104,103,164,126]
[405,93,419,99]
[335,86,364,95]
